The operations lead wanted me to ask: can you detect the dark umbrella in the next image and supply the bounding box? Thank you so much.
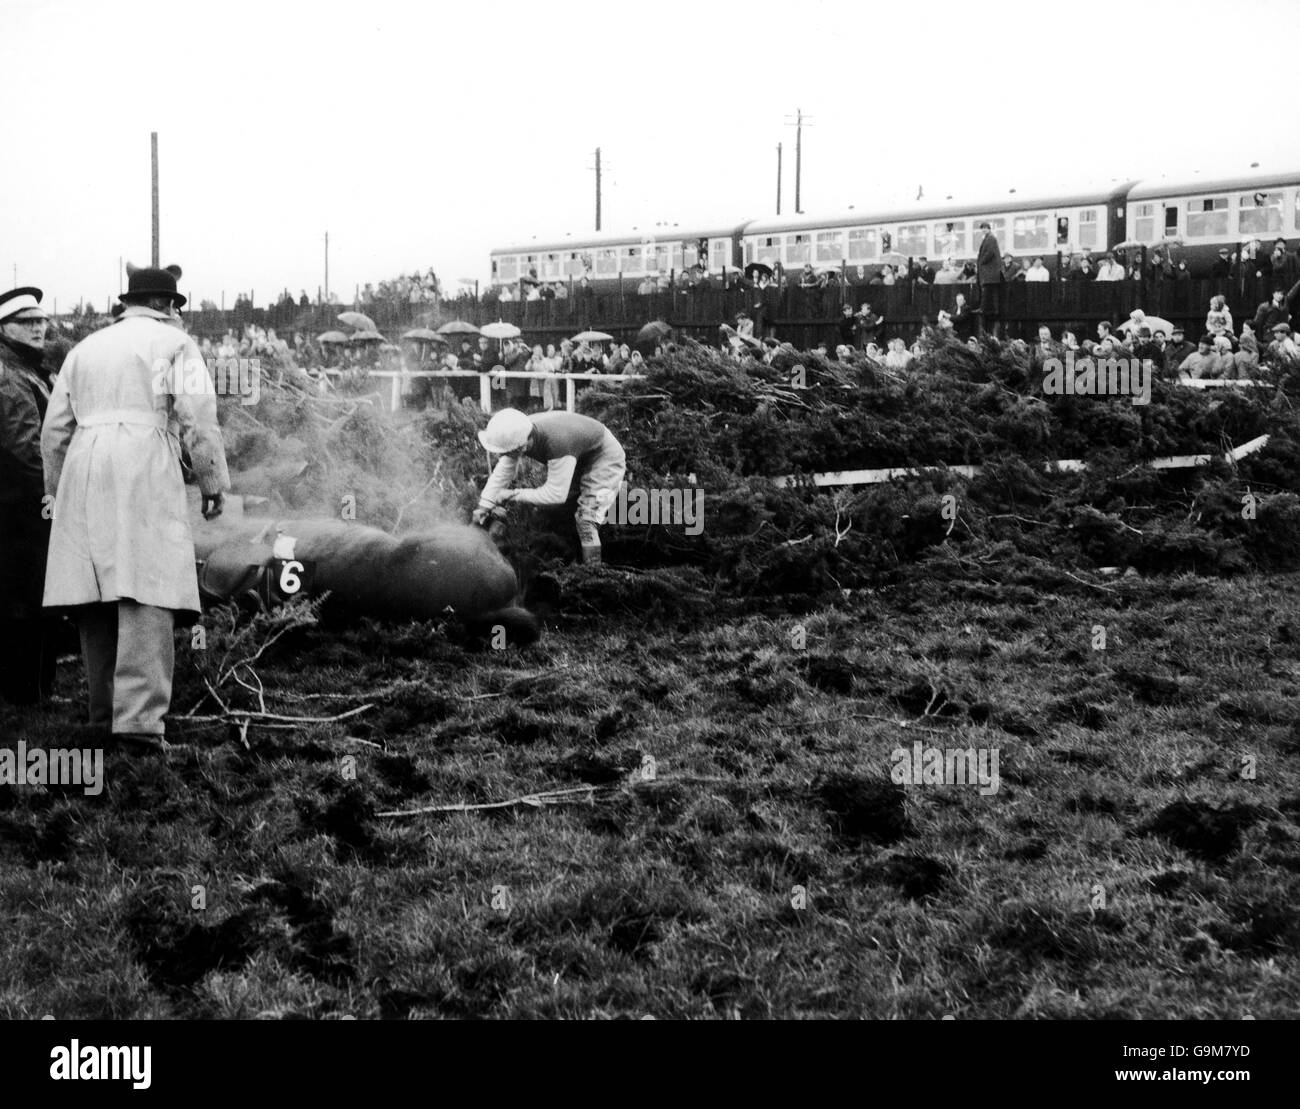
[635,320,672,345]
[744,262,774,281]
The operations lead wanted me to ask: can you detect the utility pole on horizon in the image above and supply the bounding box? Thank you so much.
[776,143,782,215]
[151,132,159,266]
[784,109,812,214]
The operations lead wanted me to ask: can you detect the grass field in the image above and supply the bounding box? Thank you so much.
[3,558,1298,1019]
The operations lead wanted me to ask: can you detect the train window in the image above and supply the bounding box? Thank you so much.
[498,257,518,281]
[1186,196,1229,237]
[1295,192,1300,231]
[711,239,730,270]
[1238,192,1282,235]
[1013,214,1051,251]
[1056,217,1069,245]
[786,233,812,264]
[756,237,781,264]
[898,224,928,257]
[654,243,672,272]
[1133,203,1156,243]
[847,228,878,260]
[541,253,560,279]
[816,231,844,262]
[1078,210,1098,248]
[933,221,966,258]
[562,253,583,277]
[595,249,617,276]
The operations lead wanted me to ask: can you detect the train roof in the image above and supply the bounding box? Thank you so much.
[492,222,752,255]
[1128,166,1300,200]
[741,184,1138,236]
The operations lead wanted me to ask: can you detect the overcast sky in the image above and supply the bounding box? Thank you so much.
[2,0,1297,310]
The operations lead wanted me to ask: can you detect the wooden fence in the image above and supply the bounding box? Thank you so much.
[179,274,1286,349]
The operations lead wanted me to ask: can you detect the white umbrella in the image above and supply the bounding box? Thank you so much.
[481,320,521,340]
[573,330,614,342]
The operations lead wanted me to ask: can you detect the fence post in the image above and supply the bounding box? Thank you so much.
[390,373,400,412]
[479,374,491,413]
[566,376,576,412]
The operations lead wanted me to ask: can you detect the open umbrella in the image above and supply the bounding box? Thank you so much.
[572,330,614,343]
[350,329,385,343]
[338,311,377,331]
[635,320,672,345]
[480,320,521,340]
[379,343,401,352]
[436,320,480,336]
[878,252,908,267]
[318,331,349,344]
[744,262,773,281]
[402,327,445,343]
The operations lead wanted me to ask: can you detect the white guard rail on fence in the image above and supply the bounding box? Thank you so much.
[319,369,643,412]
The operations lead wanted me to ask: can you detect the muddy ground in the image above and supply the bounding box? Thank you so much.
[3,560,1298,1019]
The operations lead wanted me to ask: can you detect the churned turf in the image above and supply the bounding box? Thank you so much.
[2,565,1299,1019]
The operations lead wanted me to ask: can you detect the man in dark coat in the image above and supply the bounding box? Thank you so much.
[975,222,1003,337]
[1253,290,1291,336]
[1164,326,1194,371]
[0,287,59,703]
[837,304,857,347]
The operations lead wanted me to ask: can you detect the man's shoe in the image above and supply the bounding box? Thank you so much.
[115,732,170,753]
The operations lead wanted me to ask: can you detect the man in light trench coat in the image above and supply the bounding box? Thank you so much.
[41,265,229,746]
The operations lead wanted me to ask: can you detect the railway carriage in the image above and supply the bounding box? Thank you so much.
[739,184,1136,278]
[489,224,747,291]
[488,166,1300,289]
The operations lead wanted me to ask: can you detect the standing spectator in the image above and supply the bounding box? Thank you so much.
[1265,238,1298,287]
[915,257,935,284]
[1253,289,1291,335]
[1210,248,1233,279]
[1070,257,1096,281]
[933,258,959,285]
[976,221,1003,336]
[1003,254,1026,282]
[1024,257,1050,282]
[958,262,977,283]
[1175,260,1192,282]
[42,266,229,745]
[0,287,58,704]
[1094,253,1124,281]
[880,266,896,287]
[837,304,857,347]
[855,303,884,347]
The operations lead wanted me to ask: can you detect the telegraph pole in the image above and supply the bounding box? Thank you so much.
[776,143,782,215]
[784,109,812,214]
[150,132,160,266]
[595,146,602,231]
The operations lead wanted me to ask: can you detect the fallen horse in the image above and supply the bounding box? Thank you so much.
[191,516,541,645]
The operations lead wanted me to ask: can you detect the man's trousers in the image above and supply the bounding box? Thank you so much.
[77,600,175,736]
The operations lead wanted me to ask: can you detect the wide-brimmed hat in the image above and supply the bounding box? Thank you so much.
[121,263,186,307]
[0,286,48,324]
